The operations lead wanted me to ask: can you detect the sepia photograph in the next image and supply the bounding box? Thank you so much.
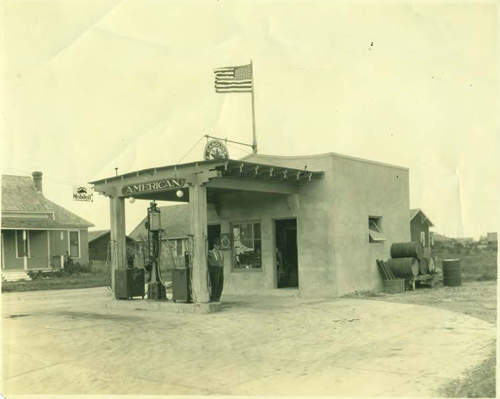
[1,0,498,397]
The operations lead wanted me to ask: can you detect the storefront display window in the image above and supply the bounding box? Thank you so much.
[232,222,261,269]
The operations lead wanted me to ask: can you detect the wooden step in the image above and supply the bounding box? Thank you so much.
[2,271,32,282]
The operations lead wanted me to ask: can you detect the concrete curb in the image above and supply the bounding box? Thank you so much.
[104,298,223,314]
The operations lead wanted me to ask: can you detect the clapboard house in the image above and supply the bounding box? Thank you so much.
[1,172,93,280]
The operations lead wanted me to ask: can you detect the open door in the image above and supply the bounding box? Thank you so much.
[207,224,221,250]
[275,219,298,288]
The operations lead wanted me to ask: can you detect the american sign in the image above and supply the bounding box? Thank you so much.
[73,186,94,202]
[122,178,186,196]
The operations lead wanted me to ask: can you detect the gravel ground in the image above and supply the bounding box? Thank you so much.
[347,280,497,398]
[2,285,496,396]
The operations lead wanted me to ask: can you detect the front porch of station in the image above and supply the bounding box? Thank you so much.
[90,159,323,304]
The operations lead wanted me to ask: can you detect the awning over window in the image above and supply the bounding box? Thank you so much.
[369,229,386,242]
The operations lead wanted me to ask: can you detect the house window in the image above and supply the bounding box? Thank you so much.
[167,239,184,257]
[69,231,80,257]
[16,230,30,258]
[368,217,385,243]
[232,222,262,269]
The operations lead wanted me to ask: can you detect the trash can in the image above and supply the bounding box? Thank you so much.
[115,268,145,299]
[442,258,462,287]
[172,267,191,303]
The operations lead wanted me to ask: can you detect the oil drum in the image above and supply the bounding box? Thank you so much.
[386,257,419,278]
[390,242,424,260]
[442,258,462,287]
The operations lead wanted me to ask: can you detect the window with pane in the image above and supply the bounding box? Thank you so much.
[232,222,262,269]
[165,239,184,257]
[368,216,385,243]
[69,231,80,257]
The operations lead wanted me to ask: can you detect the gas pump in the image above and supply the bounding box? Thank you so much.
[145,201,167,300]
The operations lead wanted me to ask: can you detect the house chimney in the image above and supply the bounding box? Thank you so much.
[32,171,43,193]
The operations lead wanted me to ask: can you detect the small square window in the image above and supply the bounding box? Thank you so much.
[369,217,386,243]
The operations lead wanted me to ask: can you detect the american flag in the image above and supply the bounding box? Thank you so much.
[214,63,253,93]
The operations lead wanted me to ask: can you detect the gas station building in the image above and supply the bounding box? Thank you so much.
[90,152,410,302]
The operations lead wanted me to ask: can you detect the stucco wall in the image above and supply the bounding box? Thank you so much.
[241,153,410,297]
[206,193,295,295]
[329,156,410,296]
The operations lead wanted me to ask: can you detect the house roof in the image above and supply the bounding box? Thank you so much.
[129,204,193,241]
[1,174,94,229]
[88,229,135,243]
[2,175,54,212]
[88,230,110,242]
[409,208,434,227]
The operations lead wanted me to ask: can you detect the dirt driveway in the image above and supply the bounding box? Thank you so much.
[1,286,495,396]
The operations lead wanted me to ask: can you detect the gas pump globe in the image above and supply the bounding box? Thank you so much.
[148,204,161,231]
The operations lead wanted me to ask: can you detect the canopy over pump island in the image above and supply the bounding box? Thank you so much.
[90,144,410,304]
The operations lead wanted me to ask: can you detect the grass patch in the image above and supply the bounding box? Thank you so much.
[1,272,109,293]
[433,249,497,282]
[441,348,496,398]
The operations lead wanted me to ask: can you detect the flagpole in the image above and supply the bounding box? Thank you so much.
[250,60,257,154]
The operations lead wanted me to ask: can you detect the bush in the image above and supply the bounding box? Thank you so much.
[64,262,90,275]
[27,270,66,279]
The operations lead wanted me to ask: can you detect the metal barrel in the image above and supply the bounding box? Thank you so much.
[442,258,462,286]
[390,242,424,259]
[387,257,419,278]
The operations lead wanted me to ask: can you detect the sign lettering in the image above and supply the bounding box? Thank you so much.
[73,186,94,202]
[122,178,186,195]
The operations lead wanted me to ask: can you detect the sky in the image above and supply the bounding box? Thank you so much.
[1,0,498,239]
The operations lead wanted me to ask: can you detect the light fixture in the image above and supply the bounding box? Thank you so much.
[176,189,184,198]
[128,197,135,204]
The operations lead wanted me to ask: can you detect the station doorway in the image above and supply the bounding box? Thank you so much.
[207,224,221,250]
[275,219,298,288]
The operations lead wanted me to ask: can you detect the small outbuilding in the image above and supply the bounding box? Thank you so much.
[410,208,434,252]
[88,230,136,262]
